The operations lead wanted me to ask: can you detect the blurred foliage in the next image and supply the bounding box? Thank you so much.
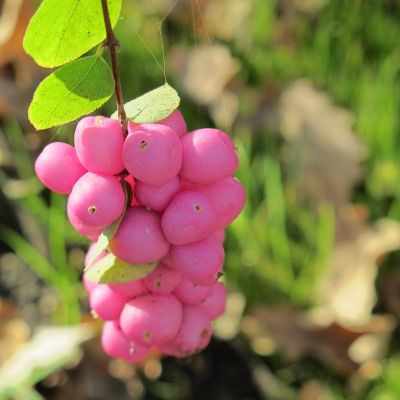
[1,0,400,399]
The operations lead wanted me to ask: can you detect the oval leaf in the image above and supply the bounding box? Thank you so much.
[86,254,157,284]
[29,56,113,129]
[23,0,122,68]
[112,84,180,123]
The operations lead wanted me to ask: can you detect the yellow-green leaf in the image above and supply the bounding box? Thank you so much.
[112,84,180,123]
[86,254,157,284]
[23,0,122,68]
[29,56,113,130]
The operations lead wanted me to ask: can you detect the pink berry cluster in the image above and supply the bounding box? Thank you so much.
[34,110,245,361]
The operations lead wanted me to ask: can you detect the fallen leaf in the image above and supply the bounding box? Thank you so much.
[318,218,400,326]
[204,0,253,42]
[0,298,30,365]
[168,44,240,105]
[245,305,394,375]
[279,80,366,212]
[0,324,94,391]
[209,90,239,129]
[299,381,332,400]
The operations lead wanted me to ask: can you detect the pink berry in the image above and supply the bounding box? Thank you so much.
[135,177,181,212]
[170,236,224,286]
[67,210,102,241]
[180,129,238,183]
[109,279,147,298]
[158,109,187,137]
[110,207,170,264]
[198,283,227,320]
[102,321,150,362]
[120,294,183,346]
[122,123,182,186]
[90,285,127,321]
[173,277,212,305]
[67,172,125,229]
[161,191,216,245]
[161,253,174,268]
[82,270,98,293]
[35,142,86,194]
[198,177,246,230]
[74,116,124,175]
[214,229,225,242]
[144,263,181,294]
[160,306,212,357]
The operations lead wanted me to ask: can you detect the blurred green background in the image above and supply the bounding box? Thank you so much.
[1,0,400,399]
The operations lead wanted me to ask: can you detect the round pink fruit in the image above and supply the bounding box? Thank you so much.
[123,123,182,186]
[180,128,238,183]
[120,293,183,346]
[199,282,227,320]
[213,229,225,243]
[135,177,181,212]
[110,207,170,264]
[173,277,213,305]
[35,142,86,194]
[160,306,212,357]
[158,109,187,137]
[90,285,127,321]
[144,263,182,294]
[170,236,224,286]
[102,321,150,362]
[74,116,124,175]
[109,279,147,298]
[67,210,102,241]
[198,177,246,230]
[161,191,216,245]
[67,172,125,229]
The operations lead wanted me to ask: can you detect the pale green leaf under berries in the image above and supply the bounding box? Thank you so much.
[23,0,122,68]
[112,84,180,123]
[85,181,130,268]
[86,254,157,284]
[29,56,113,129]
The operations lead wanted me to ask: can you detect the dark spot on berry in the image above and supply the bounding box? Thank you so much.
[88,205,97,215]
[200,329,209,338]
[156,281,162,288]
[194,204,202,212]
[143,331,153,342]
[140,140,149,149]
[217,271,224,279]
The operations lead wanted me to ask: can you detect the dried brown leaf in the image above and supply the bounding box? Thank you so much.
[168,44,240,106]
[245,305,394,375]
[279,80,366,211]
[318,218,400,326]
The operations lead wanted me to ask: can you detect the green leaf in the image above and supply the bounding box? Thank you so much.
[86,254,157,284]
[29,55,113,129]
[23,0,122,68]
[85,181,130,267]
[112,84,180,123]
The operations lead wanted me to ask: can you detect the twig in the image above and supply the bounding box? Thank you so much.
[100,0,127,133]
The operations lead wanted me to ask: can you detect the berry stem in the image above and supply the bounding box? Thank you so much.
[100,0,127,134]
